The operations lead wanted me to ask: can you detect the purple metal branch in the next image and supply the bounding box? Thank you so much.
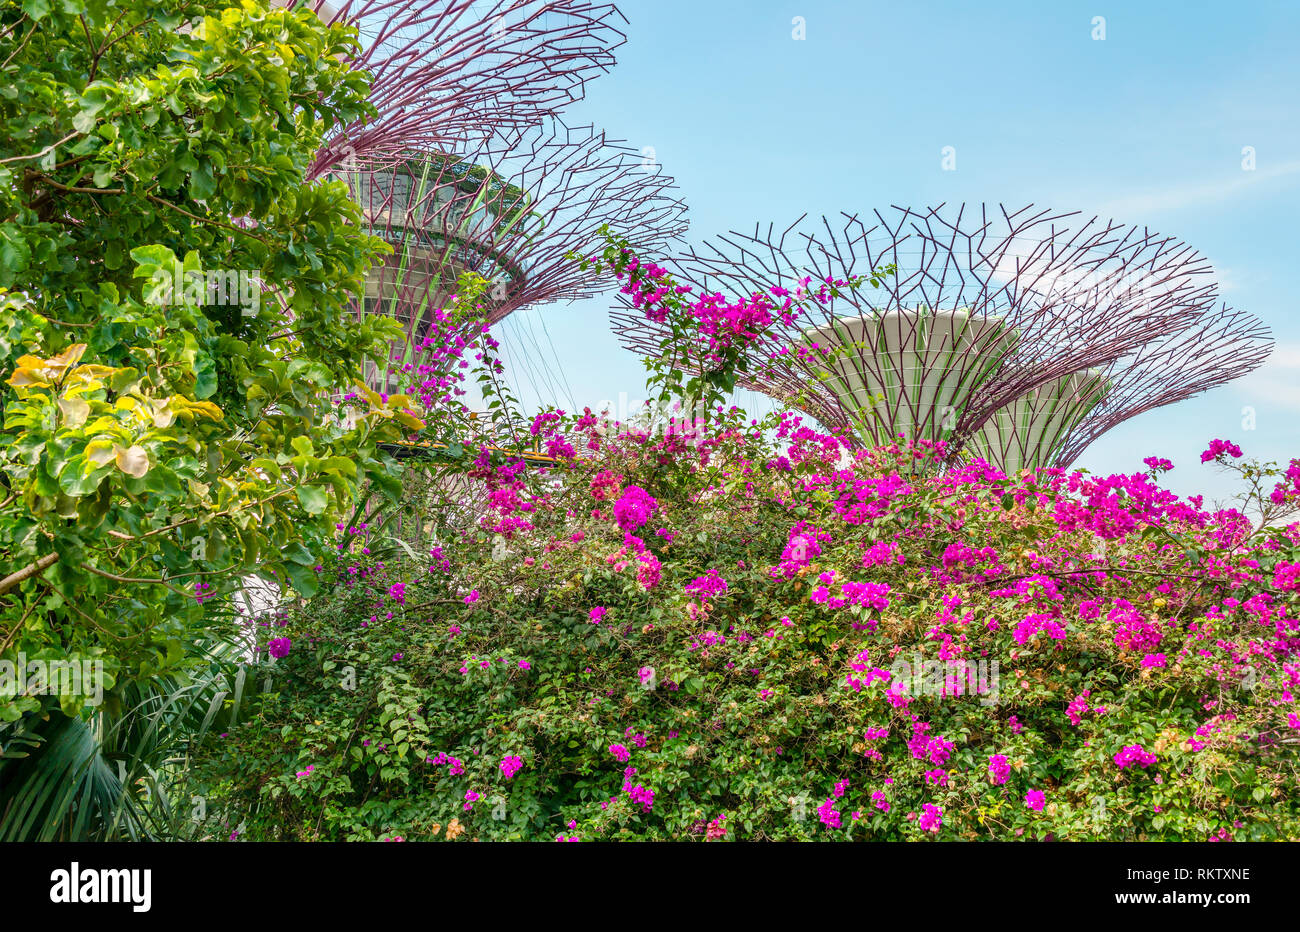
[1050,304,1273,468]
[298,0,627,180]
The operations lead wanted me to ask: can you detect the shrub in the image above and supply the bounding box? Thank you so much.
[189,416,1300,841]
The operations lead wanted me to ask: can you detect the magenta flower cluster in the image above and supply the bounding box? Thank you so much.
[612,485,657,532]
[1113,744,1158,769]
[500,755,523,780]
[1201,439,1243,463]
[988,754,1010,786]
[684,569,729,600]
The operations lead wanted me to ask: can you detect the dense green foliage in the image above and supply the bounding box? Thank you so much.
[0,0,414,712]
[0,0,417,837]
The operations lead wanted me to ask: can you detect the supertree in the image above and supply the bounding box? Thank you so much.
[612,204,1267,470]
[341,117,688,392]
[295,0,628,180]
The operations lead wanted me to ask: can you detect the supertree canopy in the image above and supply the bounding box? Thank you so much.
[340,118,688,391]
[297,0,628,180]
[612,204,1272,470]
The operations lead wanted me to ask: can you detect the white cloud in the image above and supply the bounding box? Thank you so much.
[1265,343,1300,368]
[1215,266,1240,293]
[1237,341,1300,409]
[1096,161,1300,217]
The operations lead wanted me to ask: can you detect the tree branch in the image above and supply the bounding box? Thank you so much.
[0,552,60,597]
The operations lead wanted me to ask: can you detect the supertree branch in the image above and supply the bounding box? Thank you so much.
[299,0,627,180]
[611,204,1246,467]
[479,119,688,324]
[911,204,1219,451]
[1050,305,1273,469]
[338,118,687,390]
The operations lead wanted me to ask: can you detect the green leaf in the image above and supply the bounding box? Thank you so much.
[296,484,328,515]
[283,541,316,566]
[283,561,320,598]
[193,352,218,399]
[251,458,282,481]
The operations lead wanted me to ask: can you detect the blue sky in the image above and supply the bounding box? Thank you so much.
[496,0,1300,506]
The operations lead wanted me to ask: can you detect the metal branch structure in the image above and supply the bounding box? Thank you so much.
[613,204,1270,470]
[297,0,627,180]
[1047,304,1272,468]
[339,118,688,390]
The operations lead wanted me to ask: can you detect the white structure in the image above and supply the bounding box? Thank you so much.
[800,306,1108,471]
[966,369,1108,472]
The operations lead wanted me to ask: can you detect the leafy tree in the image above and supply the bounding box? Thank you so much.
[0,0,418,832]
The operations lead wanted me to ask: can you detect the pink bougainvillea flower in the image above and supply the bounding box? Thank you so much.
[817,796,842,829]
[500,755,523,780]
[685,569,729,600]
[1114,744,1157,769]
[1200,438,1244,463]
[612,485,657,532]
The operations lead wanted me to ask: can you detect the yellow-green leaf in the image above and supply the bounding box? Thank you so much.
[85,438,116,467]
[57,396,90,427]
[114,443,150,478]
